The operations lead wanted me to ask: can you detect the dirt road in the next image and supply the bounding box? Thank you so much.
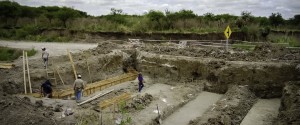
[0,40,98,59]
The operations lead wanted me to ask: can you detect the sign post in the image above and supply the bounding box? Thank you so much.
[224,25,232,52]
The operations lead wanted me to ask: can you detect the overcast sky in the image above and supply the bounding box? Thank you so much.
[13,0,300,19]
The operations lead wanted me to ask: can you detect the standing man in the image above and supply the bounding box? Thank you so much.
[73,75,85,103]
[138,72,145,92]
[41,47,49,69]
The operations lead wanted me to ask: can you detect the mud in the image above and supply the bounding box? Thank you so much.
[275,81,300,125]
[189,85,257,125]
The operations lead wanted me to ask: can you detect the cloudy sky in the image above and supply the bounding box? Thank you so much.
[14,0,299,19]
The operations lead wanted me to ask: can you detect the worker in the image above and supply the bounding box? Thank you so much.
[41,47,49,69]
[41,80,53,98]
[73,75,85,103]
[138,72,145,92]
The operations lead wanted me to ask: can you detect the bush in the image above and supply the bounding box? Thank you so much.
[0,47,22,61]
[241,24,260,41]
[15,28,28,39]
[269,34,300,47]
[27,48,37,56]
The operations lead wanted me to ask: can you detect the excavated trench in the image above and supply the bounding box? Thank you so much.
[1,42,299,125]
[136,51,300,125]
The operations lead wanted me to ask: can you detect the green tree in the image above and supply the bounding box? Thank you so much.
[55,7,82,28]
[105,8,127,24]
[0,1,21,27]
[203,12,215,21]
[236,11,254,28]
[146,10,165,30]
[269,13,284,27]
[110,8,123,15]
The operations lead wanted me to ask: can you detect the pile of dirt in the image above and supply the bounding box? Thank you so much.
[190,85,257,125]
[125,93,153,111]
[275,81,300,125]
[1,79,23,94]
[93,41,120,54]
[0,94,55,125]
[142,43,300,62]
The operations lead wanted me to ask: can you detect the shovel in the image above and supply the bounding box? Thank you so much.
[156,104,162,124]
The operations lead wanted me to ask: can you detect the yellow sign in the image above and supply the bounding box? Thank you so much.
[224,25,232,39]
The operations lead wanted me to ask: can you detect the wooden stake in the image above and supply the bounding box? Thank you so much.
[56,66,65,85]
[23,51,27,94]
[25,52,32,93]
[113,103,116,120]
[85,57,92,83]
[67,49,77,79]
[100,112,103,125]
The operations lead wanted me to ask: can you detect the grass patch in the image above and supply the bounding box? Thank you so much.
[0,47,22,61]
[27,48,37,57]
[232,44,256,51]
[268,34,300,47]
[0,47,37,61]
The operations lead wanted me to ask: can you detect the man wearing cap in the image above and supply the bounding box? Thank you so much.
[41,47,49,69]
[73,75,85,103]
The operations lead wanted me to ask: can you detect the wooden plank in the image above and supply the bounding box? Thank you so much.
[67,49,77,79]
[99,93,131,109]
[25,52,32,93]
[49,72,137,98]
[23,51,27,94]
[56,66,65,85]
[85,57,92,83]
[78,89,114,106]
[0,63,14,69]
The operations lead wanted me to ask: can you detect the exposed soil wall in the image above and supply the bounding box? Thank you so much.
[0,42,128,93]
[41,29,246,41]
[275,81,300,125]
[189,85,257,125]
[140,52,300,98]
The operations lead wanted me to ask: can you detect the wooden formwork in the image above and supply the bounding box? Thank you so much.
[52,71,137,99]
[0,63,14,69]
[99,92,132,110]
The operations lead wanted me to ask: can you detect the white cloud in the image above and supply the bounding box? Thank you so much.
[14,0,300,18]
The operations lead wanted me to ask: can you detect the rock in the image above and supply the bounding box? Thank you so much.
[54,105,63,112]
[23,97,30,102]
[93,107,101,112]
[64,108,74,116]
[43,111,54,117]
[35,100,43,107]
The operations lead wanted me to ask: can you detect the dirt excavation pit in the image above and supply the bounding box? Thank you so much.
[0,41,300,125]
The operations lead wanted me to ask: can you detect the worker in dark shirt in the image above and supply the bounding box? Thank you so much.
[41,80,53,98]
[138,72,145,92]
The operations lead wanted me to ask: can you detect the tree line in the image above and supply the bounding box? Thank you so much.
[0,1,299,41]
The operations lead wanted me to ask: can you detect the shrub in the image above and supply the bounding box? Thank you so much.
[27,48,37,57]
[0,47,22,61]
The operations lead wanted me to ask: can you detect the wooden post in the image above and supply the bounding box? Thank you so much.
[23,51,27,94]
[85,57,92,83]
[113,103,116,120]
[67,49,77,79]
[56,66,65,85]
[226,38,229,52]
[25,52,32,93]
